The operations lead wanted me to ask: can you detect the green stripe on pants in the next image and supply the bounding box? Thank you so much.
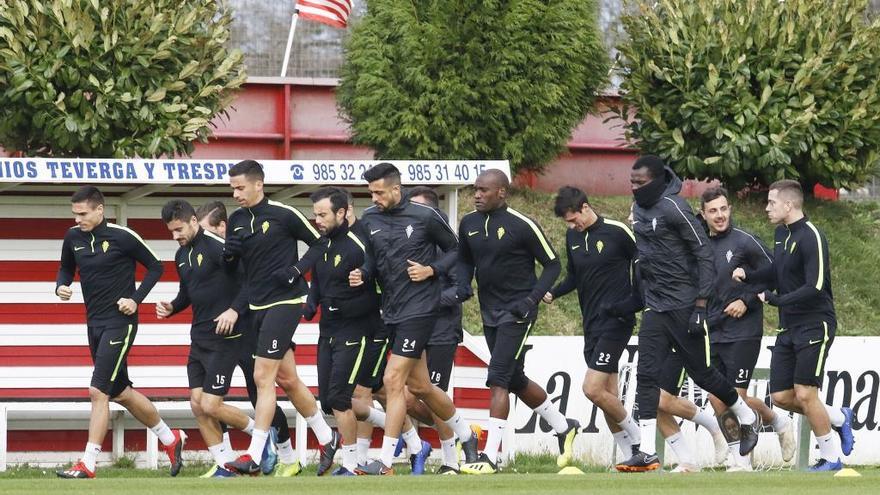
[110,324,134,382]
[349,337,367,385]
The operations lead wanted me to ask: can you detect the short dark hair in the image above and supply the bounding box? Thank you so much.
[70,185,104,208]
[229,159,265,182]
[700,186,730,209]
[408,186,439,208]
[363,162,401,185]
[553,186,589,217]
[769,179,804,205]
[632,155,666,180]
[196,201,227,227]
[310,186,349,213]
[161,199,197,224]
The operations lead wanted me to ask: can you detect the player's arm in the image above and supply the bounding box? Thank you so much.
[423,208,458,274]
[739,233,773,312]
[55,234,76,300]
[455,220,475,301]
[548,240,576,302]
[288,206,323,278]
[668,199,715,306]
[126,230,164,304]
[303,269,321,320]
[523,218,561,304]
[764,229,826,307]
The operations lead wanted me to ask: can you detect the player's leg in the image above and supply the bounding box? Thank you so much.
[326,335,366,476]
[667,309,758,455]
[616,311,667,472]
[424,343,459,474]
[791,322,846,470]
[583,331,638,458]
[226,308,289,474]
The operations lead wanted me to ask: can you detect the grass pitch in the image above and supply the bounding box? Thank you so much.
[2,461,878,495]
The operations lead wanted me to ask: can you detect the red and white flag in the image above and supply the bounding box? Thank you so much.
[296,0,352,29]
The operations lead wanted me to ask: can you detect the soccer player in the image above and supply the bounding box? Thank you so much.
[699,186,797,470]
[458,170,580,474]
[157,199,255,478]
[55,186,184,478]
[304,187,377,476]
[407,186,466,474]
[196,201,296,476]
[352,162,479,475]
[607,202,729,472]
[222,160,338,476]
[733,180,854,471]
[543,186,641,463]
[617,156,759,472]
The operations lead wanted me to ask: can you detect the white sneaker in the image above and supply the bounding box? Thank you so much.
[777,421,796,462]
[670,463,701,473]
[712,431,728,465]
[726,464,754,473]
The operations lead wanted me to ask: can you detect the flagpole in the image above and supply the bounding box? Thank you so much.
[280,9,299,77]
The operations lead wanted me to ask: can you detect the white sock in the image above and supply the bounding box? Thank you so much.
[306,413,334,445]
[639,419,658,455]
[816,431,843,462]
[208,443,226,466]
[534,397,570,434]
[727,443,739,465]
[247,428,269,461]
[82,442,101,472]
[825,405,845,428]
[276,438,296,464]
[367,408,387,428]
[222,432,232,452]
[770,410,791,431]
[483,417,506,463]
[692,407,721,434]
[666,432,695,466]
[402,426,422,453]
[734,450,751,467]
[618,414,641,446]
[357,438,371,465]
[150,420,176,446]
[729,397,757,425]
[441,437,458,468]
[445,412,474,442]
[612,430,632,458]
[379,436,398,468]
[342,443,358,472]
[243,417,255,435]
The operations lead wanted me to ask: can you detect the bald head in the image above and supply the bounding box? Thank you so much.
[478,169,510,189]
[473,169,509,212]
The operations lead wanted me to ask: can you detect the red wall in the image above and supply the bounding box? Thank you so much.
[192,81,642,195]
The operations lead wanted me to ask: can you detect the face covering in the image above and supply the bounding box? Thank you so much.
[632,177,666,208]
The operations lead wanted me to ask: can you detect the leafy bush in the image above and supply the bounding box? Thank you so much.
[614,0,880,190]
[337,0,609,175]
[0,0,246,157]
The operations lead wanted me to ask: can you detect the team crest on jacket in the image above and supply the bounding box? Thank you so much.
[726,249,733,263]
[334,254,342,267]
[101,240,110,253]
[596,240,604,253]
[197,253,203,267]
[497,226,505,240]
[652,218,657,231]
[405,225,414,238]
[261,221,270,234]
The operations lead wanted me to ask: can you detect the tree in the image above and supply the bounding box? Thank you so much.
[0,0,246,158]
[614,0,880,191]
[337,0,609,174]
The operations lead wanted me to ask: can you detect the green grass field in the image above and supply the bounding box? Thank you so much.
[2,463,879,495]
[458,188,880,337]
